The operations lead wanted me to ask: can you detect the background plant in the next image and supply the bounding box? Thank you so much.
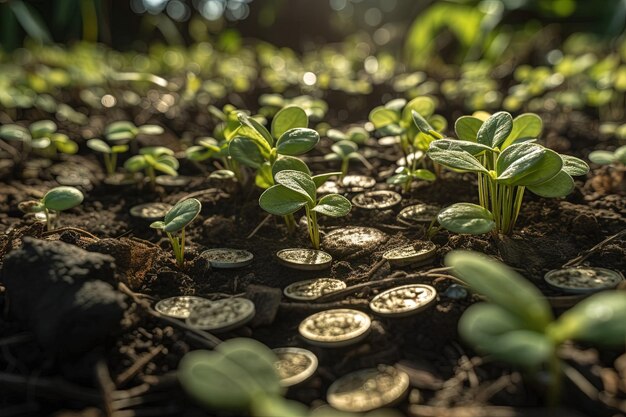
[0,120,78,160]
[447,250,626,406]
[86,139,129,177]
[124,146,179,188]
[259,170,351,249]
[324,140,371,180]
[150,198,201,268]
[18,185,83,231]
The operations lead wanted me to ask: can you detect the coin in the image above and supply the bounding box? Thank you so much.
[340,175,376,192]
[129,202,173,220]
[154,295,208,319]
[186,297,255,333]
[396,204,441,226]
[369,284,437,317]
[273,347,318,387]
[544,267,624,294]
[327,365,410,412]
[299,309,371,347]
[200,248,254,269]
[284,278,346,301]
[322,227,388,258]
[352,190,402,210]
[276,248,333,271]
[383,241,437,267]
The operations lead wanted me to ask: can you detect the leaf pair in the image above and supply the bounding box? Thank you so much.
[150,198,201,233]
[454,112,542,150]
[20,186,84,214]
[105,121,163,141]
[125,146,179,177]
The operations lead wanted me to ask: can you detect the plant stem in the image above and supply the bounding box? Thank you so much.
[146,165,156,189]
[340,159,349,179]
[283,214,296,234]
[305,207,320,249]
[44,208,52,231]
[547,351,562,407]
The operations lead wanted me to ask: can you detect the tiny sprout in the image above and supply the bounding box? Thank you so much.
[326,126,369,144]
[589,145,626,166]
[259,170,351,249]
[19,186,84,231]
[324,140,371,180]
[447,250,626,406]
[124,146,179,188]
[387,165,436,193]
[150,198,201,268]
[105,121,164,142]
[0,120,78,159]
[87,139,129,177]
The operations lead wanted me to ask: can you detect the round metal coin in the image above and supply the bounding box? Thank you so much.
[396,203,441,226]
[544,267,624,294]
[200,248,253,269]
[284,278,346,301]
[154,296,208,319]
[186,297,255,333]
[155,175,191,187]
[327,365,410,412]
[299,309,371,348]
[273,347,319,387]
[352,190,402,210]
[369,284,437,317]
[322,227,388,258]
[129,202,173,220]
[340,175,376,192]
[383,241,437,267]
[276,248,332,271]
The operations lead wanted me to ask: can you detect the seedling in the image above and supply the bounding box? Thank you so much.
[124,146,179,188]
[427,111,589,235]
[185,137,243,182]
[86,139,129,177]
[447,250,626,406]
[150,198,201,268]
[324,140,371,179]
[326,126,369,144]
[104,121,164,142]
[259,170,351,249]
[258,94,328,121]
[387,166,436,192]
[0,120,78,159]
[588,145,626,166]
[19,186,84,231]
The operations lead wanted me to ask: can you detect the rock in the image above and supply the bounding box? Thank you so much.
[245,284,282,327]
[322,227,388,258]
[0,237,126,355]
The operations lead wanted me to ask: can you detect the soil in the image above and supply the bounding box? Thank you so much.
[0,94,625,417]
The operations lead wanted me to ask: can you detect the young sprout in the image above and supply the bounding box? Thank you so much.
[326,126,369,145]
[105,121,164,142]
[428,111,589,235]
[387,165,436,193]
[86,139,129,177]
[124,146,179,188]
[19,186,84,231]
[186,137,242,182]
[324,140,372,180]
[0,120,78,159]
[589,145,626,166]
[447,250,626,406]
[150,198,201,268]
[259,170,351,249]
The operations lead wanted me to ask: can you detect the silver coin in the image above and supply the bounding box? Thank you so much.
[317,180,340,195]
[378,136,400,147]
[352,190,402,210]
[129,202,173,220]
[186,297,255,333]
[284,278,346,301]
[299,309,371,347]
[154,295,208,319]
[396,204,441,226]
[276,248,332,271]
[327,365,410,412]
[155,175,191,187]
[272,347,318,387]
[56,173,91,186]
[340,175,376,192]
[370,284,437,317]
[322,227,388,258]
[383,241,437,267]
[396,151,424,167]
[200,248,253,269]
[544,267,624,294]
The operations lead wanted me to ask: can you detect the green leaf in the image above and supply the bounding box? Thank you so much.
[403,96,435,121]
[237,112,274,148]
[411,110,441,139]
[331,140,358,159]
[124,155,147,172]
[272,156,310,178]
[251,396,309,417]
[326,128,346,141]
[229,137,265,169]
[501,113,543,149]
[29,120,57,137]
[615,146,626,164]
[255,162,274,189]
[275,128,319,156]
[428,147,488,173]
[369,107,400,129]
[112,145,129,154]
[163,198,201,233]
[429,138,492,156]
[445,250,553,330]
[87,139,111,154]
[527,170,574,198]
[259,184,309,216]
[549,291,626,345]
[460,304,553,367]
[454,116,483,142]
[387,173,410,185]
[138,124,164,135]
[312,172,340,188]
[42,186,84,212]
[271,106,308,138]
[561,155,589,176]
[105,121,137,140]
[150,221,165,229]
[152,159,179,176]
[437,203,495,235]
[54,135,78,154]
[0,124,31,141]
[476,111,513,148]
[31,137,51,149]
[274,170,316,204]
[496,143,563,186]
[588,150,615,165]
[384,98,406,112]
[413,169,436,181]
[140,146,174,157]
[313,194,351,217]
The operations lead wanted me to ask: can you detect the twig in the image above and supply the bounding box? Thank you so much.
[563,229,626,267]
[247,214,272,239]
[365,258,387,279]
[96,360,117,417]
[41,227,99,240]
[115,346,164,387]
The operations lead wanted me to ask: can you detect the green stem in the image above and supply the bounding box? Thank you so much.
[45,208,52,231]
[546,352,562,407]
[305,207,320,249]
[340,159,349,180]
[146,165,156,189]
[283,214,296,234]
